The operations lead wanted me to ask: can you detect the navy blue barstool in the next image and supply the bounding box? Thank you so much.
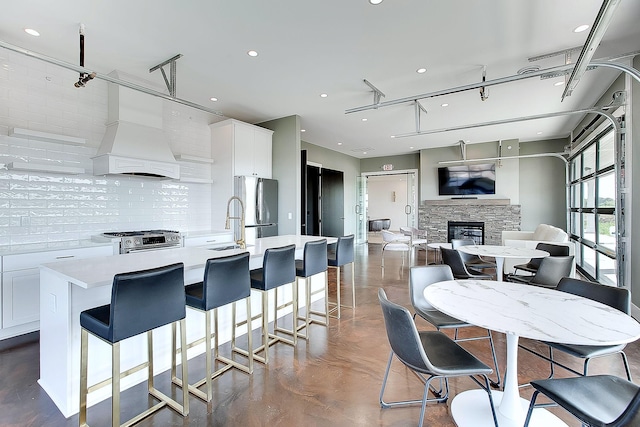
[79,263,188,427]
[233,244,296,365]
[171,252,252,403]
[292,239,328,340]
[327,235,355,319]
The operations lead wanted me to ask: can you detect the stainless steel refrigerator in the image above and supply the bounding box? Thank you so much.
[234,176,278,245]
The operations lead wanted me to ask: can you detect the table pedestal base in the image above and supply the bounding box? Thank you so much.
[451,389,567,427]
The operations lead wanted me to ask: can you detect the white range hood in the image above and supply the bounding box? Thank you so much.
[92,71,179,179]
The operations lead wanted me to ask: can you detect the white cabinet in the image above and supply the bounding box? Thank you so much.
[232,122,272,178]
[0,245,113,338]
[210,119,274,228]
[210,119,273,179]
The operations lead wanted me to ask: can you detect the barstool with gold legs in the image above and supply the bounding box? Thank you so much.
[233,244,296,365]
[79,263,188,427]
[171,252,252,402]
[292,239,328,340]
[327,234,355,319]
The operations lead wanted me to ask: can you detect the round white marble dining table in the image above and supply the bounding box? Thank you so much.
[426,242,452,264]
[457,244,550,281]
[424,279,640,427]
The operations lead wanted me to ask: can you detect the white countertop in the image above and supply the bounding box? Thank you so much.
[40,235,336,289]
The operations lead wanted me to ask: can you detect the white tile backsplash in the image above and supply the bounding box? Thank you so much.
[0,50,217,246]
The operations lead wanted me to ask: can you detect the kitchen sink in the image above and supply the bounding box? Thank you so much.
[209,244,252,251]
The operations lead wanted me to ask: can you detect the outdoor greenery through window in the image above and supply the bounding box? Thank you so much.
[569,127,617,286]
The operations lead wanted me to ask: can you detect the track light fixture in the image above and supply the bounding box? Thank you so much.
[74,24,95,88]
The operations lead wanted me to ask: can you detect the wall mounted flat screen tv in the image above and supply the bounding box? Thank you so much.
[438,163,496,195]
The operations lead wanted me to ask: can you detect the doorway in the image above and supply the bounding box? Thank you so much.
[358,170,418,243]
[304,162,345,237]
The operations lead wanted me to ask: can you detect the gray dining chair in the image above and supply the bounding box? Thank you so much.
[451,238,496,270]
[378,288,499,427]
[524,375,640,427]
[441,247,493,280]
[519,277,632,381]
[513,242,569,275]
[409,265,501,387]
[506,255,574,288]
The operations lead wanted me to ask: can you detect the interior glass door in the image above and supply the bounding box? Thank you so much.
[405,172,417,227]
[355,176,367,244]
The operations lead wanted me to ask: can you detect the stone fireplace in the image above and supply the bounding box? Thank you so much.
[419,199,520,244]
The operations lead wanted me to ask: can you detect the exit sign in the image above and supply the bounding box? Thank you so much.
[382,164,393,171]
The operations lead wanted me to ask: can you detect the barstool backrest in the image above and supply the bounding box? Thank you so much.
[262,244,296,290]
[203,252,251,310]
[110,262,185,342]
[329,234,355,267]
[298,239,328,277]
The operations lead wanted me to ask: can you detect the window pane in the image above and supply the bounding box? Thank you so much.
[571,212,580,235]
[582,145,596,176]
[598,214,616,251]
[582,245,596,277]
[597,173,615,207]
[571,183,580,208]
[582,179,595,208]
[583,213,596,243]
[571,157,581,181]
[598,131,614,170]
[597,252,616,286]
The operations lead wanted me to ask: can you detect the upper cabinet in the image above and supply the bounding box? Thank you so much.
[210,119,274,229]
[210,119,273,179]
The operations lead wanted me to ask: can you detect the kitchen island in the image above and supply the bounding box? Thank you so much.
[39,235,335,418]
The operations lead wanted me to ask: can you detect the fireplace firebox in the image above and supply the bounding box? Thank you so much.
[448,221,485,245]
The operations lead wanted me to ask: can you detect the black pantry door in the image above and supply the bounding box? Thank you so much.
[320,168,344,237]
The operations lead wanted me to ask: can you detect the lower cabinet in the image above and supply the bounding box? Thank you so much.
[0,245,113,339]
[2,268,40,328]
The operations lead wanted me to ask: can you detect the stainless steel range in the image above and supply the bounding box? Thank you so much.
[102,230,183,254]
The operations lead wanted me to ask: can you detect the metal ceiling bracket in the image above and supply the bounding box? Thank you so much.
[480,66,489,101]
[150,54,183,97]
[414,101,427,133]
[561,0,622,100]
[363,79,385,107]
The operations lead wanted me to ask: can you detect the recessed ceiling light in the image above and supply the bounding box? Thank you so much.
[210,97,218,102]
[320,93,328,98]
[409,146,414,149]
[369,0,383,4]
[390,135,396,138]
[24,28,40,36]
[441,103,449,107]
[301,129,306,132]
[537,131,543,135]
[416,68,427,74]
[574,24,589,33]
[361,118,368,122]
[247,50,258,57]
[338,142,343,145]
[363,151,368,155]
[554,81,564,86]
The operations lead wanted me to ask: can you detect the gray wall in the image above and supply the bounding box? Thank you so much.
[360,153,419,173]
[301,141,360,235]
[258,115,301,236]
[519,138,569,230]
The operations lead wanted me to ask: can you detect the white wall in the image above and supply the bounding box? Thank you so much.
[0,49,217,247]
[366,175,408,231]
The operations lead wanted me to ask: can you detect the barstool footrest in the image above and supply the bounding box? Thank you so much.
[120,401,167,427]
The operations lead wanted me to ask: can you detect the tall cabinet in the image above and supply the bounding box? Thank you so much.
[210,119,274,229]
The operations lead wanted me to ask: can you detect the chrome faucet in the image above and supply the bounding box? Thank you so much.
[225,196,246,249]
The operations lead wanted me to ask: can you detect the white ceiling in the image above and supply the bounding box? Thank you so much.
[1,0,639,159]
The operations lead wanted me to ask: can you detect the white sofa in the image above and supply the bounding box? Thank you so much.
[501,224,575,276]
